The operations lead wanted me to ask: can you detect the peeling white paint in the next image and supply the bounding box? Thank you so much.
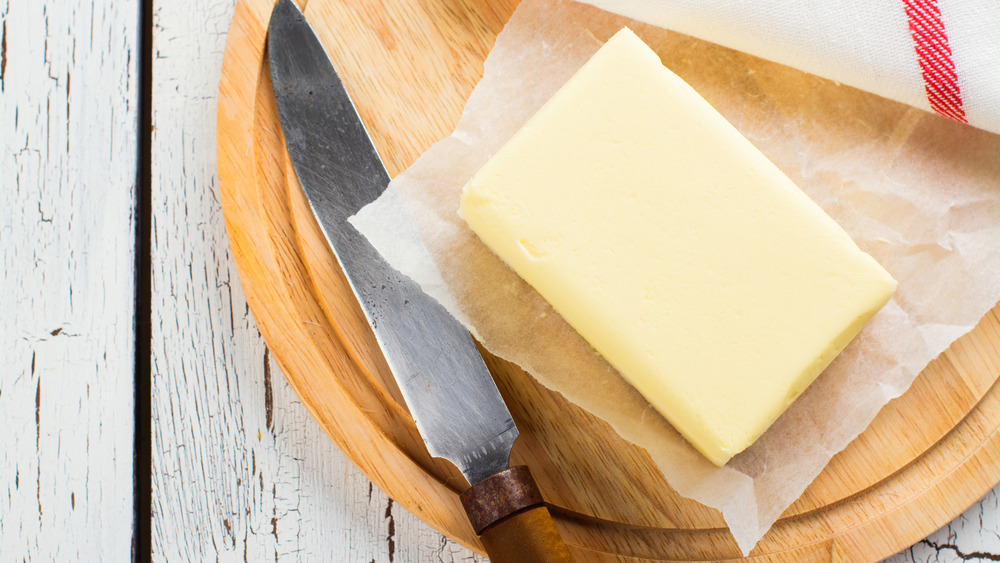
[0,0,137,560]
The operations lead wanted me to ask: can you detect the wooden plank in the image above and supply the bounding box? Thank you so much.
[150,0,485,559]
[0,1,137,559]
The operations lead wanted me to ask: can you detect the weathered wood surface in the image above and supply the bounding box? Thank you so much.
[0,0,138,560]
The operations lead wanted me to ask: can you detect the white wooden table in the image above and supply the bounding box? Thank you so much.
[2,1,998,561]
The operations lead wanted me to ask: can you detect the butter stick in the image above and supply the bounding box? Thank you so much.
[459,28,896,465]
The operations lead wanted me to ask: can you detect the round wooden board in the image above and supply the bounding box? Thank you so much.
[217,0,1000,560]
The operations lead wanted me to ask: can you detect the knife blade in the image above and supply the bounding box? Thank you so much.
[266,2,573,561]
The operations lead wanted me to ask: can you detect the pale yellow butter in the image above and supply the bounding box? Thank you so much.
[459,28,896,465]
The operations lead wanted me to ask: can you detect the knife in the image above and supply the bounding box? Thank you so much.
[266,2,574,561]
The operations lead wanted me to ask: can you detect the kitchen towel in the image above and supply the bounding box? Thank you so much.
[579,0,1000,135]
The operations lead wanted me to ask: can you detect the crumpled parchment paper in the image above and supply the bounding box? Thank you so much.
[350,0,1000,553]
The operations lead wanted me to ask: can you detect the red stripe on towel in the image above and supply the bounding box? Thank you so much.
[904,0,967,123]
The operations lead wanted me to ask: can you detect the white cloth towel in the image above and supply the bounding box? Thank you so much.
[580,0,1000,134]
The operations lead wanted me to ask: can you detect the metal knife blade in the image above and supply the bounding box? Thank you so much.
[267,6,576,559]
[266,0,517,487]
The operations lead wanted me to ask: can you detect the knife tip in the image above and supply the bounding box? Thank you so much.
[270,0,301,24]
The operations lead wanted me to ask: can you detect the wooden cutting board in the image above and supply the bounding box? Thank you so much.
[217,0,1000,560]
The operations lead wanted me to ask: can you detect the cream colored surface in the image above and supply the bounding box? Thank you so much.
[459,28,896,465]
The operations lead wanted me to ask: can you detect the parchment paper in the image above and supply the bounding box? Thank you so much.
[350,0,1000,553]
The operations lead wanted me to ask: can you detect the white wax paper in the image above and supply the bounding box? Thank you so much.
[350,0,1000,553]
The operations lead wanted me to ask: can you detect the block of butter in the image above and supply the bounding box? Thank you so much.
[459,28,897,466]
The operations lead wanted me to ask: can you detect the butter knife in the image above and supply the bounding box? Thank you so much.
[266,2,573,560]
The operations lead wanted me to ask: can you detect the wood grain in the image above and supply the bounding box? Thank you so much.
[217,0,1000,560]
[0,1,137,559]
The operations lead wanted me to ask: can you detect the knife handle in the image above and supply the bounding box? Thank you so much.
[460,465,574,562]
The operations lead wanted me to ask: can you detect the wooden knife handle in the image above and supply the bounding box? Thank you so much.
[460,466,574,562]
